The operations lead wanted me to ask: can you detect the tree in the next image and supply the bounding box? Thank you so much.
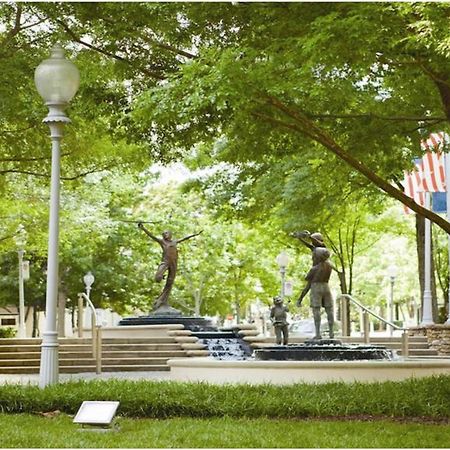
[128,3,450,230]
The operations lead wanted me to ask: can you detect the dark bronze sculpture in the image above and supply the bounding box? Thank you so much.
[138,223,202,313]
[291,230,326,264]
[270,296,289,345]
[297,247,335,340]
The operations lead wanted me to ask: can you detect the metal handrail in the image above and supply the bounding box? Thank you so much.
[338,294,405,330]
[77,292,102,374]
[338,293,409,357]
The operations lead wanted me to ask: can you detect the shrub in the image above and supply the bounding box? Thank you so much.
[0,376,449,419]
[0,327,17,338]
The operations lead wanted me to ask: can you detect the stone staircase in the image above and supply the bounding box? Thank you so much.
[339,335,439,357]
[0,337,189,374]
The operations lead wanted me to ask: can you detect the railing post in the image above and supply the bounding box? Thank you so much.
[95,325,102,374]
[77,293,83,338]
[91,310,96,358]
[401,330,409,358]
[363,311,370,344]
[341,296,349,337]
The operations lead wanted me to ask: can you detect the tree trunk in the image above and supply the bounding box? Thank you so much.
[194,289,201,316]
[415,214,439,321]
[32,303,39,338]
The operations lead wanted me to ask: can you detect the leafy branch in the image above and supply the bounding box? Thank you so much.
[54,18,166,81]
[254,94,450,234]
[0,164,114,180]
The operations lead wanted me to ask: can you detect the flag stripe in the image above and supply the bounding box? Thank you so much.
[403,162,426,214]
[403,132,449,214]
[419,132,447,192]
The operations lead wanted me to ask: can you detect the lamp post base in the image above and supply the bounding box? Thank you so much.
[420,290,434,327]
[39,331,59,388]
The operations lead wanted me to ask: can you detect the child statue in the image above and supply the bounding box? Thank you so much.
[270,296,289,345]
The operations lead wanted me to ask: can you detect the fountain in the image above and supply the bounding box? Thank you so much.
[194,330,253,360]
[254,339,396,361]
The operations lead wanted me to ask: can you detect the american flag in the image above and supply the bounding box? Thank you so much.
[419,132,447,192]
[403,132,449,214]
[403,159,425,214]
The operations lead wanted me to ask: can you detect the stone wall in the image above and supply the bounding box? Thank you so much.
[409,325,450,356]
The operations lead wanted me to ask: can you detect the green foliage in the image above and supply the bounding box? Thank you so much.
[1,414,449,448]
[0,376,449,419]
[0,327,16,338]
[0,3,444,323]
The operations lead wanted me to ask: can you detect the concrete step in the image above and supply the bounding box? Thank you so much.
[0,359,41,367]
[0,335,188,374]
[340,336,429,343]
[0,337,179,345]
[101,365,170,372]
[101,338,177,344]
[97,344,183,351]
[0,364,171,374]
[101,350,187,358]
[0,358,100,367]
[0,338,42,345]
[0,345,42,352]
[398,348,439,356]
[101,358,170,365]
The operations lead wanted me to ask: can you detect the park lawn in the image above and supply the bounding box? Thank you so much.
[0,413,449,448]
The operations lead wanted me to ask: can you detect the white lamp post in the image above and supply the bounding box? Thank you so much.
[83,271,95,299]
[35,44,79,388]
[387,265,397,336]
[14,225,27,338]
[421,192,435,326]
[276,251,290,300]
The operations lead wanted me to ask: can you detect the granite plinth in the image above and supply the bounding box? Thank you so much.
[118,315,217,332]
[150,305,182,316]
[255,341,395,361]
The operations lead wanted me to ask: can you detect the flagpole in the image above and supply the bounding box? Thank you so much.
[445,153,450,325]
[421,192,434,326]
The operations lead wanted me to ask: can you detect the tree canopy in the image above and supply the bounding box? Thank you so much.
[0,2,447,326]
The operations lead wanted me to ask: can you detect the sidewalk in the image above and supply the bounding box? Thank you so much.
[0,371,173,385]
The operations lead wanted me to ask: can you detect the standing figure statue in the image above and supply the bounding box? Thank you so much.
[270,296,289,345]
[297,247,334,340]
[138,223,203,313]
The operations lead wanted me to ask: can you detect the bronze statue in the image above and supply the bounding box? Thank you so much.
[138,223,203,313]
[291,230,326,264]
[297,247,334,340]
[292,229,345,292]
[270,296,289,345]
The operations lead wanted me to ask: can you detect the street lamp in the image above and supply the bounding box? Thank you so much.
[387,265,397,337]
[276,251,290,300]
[83,271,95,299]
[14,225,27,338]
[35,44,79,388]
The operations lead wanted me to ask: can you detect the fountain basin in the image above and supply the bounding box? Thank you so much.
[255,342,395,361]
[167,357,450,384]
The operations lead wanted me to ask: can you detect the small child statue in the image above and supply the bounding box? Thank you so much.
[270,296,289,345]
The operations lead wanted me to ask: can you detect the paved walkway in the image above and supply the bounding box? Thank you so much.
[0,371,173,385]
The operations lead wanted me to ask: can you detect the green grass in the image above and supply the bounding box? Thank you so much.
[1,376,450,419]
[0,413,449,448]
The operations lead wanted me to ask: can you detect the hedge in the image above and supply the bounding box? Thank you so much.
[0,375,449,419]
